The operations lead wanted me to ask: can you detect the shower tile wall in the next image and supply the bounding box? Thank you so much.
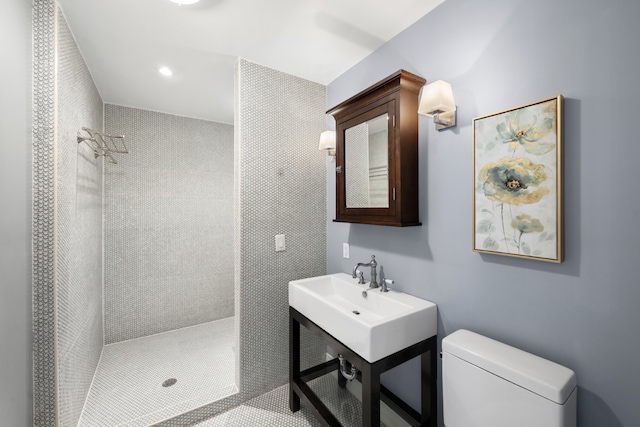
[55,9,105,427]
[104,105,234,343]
[33,1,105,426]
[234,59,327,397]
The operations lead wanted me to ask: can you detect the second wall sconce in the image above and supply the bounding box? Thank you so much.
[418,80,456,131]
[319,130,336,157]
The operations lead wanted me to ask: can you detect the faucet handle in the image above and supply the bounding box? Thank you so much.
[381,278,394,292]
[356,270,365,284]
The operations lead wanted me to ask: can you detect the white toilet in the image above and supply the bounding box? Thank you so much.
[442,329,577,427]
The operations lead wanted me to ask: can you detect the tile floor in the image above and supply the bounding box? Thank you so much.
[78,317,236,427]
[193,374,392,427]
[192,385,319,427]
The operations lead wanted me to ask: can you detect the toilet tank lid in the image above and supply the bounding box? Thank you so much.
[442,329,577,404]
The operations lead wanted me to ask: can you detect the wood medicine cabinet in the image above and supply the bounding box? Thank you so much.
[328,70,425,226]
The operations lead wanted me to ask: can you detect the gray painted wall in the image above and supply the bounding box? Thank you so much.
[104,105,235,344]
[55,10,105,427]
[0,0,32,425]
[326,0,640,426]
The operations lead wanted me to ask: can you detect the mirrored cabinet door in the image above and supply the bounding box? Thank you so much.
[329,70,425,226]
[345,112,389,209]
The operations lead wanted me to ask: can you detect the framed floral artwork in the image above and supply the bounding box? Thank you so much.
[473,95,563,263]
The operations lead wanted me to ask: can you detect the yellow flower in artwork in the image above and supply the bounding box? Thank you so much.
[511,214,544,234]
[478,157,550,205]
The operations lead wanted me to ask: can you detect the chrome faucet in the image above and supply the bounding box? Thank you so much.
[352,255,378,288]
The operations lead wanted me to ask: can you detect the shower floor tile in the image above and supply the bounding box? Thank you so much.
[78,317,237,427]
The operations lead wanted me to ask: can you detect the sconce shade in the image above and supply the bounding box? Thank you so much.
[418,80,455,116]
[418,80,456,131]
[319,130,336,151]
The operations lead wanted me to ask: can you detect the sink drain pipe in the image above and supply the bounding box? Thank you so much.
[338,354,358,381]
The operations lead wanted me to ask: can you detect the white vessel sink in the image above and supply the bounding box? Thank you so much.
[289,273,437,363]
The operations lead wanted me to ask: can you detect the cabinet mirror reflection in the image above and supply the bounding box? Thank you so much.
[345,113,389,208]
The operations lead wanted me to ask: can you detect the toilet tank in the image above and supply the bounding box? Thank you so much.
[442,329,577,427]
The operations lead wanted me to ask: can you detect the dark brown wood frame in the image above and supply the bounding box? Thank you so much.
[289,307,437,427]
[328,70,425,226]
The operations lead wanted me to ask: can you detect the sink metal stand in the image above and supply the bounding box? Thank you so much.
[289,307,437,427]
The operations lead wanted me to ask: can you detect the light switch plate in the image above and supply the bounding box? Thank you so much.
[343,243,349,259]
[275,234,286,252]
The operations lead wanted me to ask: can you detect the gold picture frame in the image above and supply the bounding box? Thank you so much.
[473,95,563,263]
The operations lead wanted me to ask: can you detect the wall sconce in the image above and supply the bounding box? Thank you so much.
[418,80,456,131]
[319,130,336,157]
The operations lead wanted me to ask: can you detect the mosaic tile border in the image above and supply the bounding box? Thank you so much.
[32,0,57,425]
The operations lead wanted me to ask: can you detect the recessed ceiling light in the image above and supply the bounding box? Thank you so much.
[159,67,173,77]
[168,0,200,5]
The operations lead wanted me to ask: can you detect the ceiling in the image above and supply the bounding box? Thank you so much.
[57,0,444,124]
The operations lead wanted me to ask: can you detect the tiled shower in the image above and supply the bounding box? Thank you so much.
[75,105,236,426]
[103,105,235,344]
[32,1,328,426]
